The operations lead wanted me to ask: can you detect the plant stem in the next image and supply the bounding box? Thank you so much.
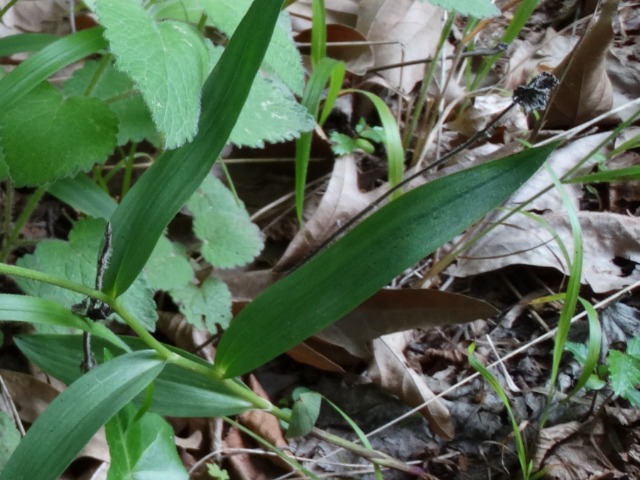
[0,262,111,301]
[403,13,455,155]
[0,186,46,261]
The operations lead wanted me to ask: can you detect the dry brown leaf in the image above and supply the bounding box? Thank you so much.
[296,24,374,75]
[316,289,497,359]
[238,375,293,471]
[157,312,216,362]
[545,0,620,128]
[356,0,445,93]
[533,408,640,479]
[450,211,640,293]
[288,0,360,31]
[276,155,377,271]
[369,331,454,439]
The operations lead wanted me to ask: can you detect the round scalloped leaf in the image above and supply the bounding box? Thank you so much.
[144,235,194,291]
[201,0,304,95]
[16,218,157,331]
[187,175,264,269]
[170,278,232,333]
[62,60,159,146]
[0,83,117,187]
[96,0,211,149]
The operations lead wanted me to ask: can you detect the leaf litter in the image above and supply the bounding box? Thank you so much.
[3,0,640,479]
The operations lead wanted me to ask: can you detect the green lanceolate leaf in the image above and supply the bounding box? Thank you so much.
[0,33,59,56]
[0,351,164,480]
[96,0,211,148]
[106,404,188,480]
[0,294,128,350]
[47,173,118,220]
[102,0,284,298]
[0,27,107,111]
[0,82,118,186]
[15,334,253,417]
[215,143,560,378]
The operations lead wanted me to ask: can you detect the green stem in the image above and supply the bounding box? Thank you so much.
[0,262,111,302]
[403,13,455,158]
[120,142,137,198]
[83,54,112,97]
[0,260,418,474]
[0,187,46,262]
[1,182,14,246]
[0,0,18,20]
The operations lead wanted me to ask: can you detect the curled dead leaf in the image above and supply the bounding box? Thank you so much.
[545,0,620,128]
[369,332,455,439]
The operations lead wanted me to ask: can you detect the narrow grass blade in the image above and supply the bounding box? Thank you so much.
[567,298,602,398]
[215,142,559,378]
[0,27,106,110]
[345,89,404,195]
[311,0,326,66]
[102,0,283,298]
[295,58,345,222]
[547,165,583,392]
[564,165,640,184]
[0,351,164,480]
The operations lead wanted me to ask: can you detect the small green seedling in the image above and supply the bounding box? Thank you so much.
[330,118,386,155]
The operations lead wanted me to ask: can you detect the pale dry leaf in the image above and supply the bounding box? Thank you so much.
[316,289,497,359]
[156,312,216,362]
[450,211,640,293]
[296,24,375,75]
[545,0,619,128]
[506,132,609,211]
[287,0,359,32]
[0,0,70,34]
[276,155,376,270]
[369,331,454,439]
[356,0,445,93]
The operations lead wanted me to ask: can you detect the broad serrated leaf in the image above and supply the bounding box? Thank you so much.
[106,405,188,480]
[231,75,316,147]
[0,82,117,187]
[16,218,157,331]
[187,175,263,268]
[62,60,159,146]
[0,351,164,480]
[608,349,640,406]
[96,0,211,148]
[145,235,193,291]
[425,0,500,17]
[170,278,232,332]
[200,0,304,95]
